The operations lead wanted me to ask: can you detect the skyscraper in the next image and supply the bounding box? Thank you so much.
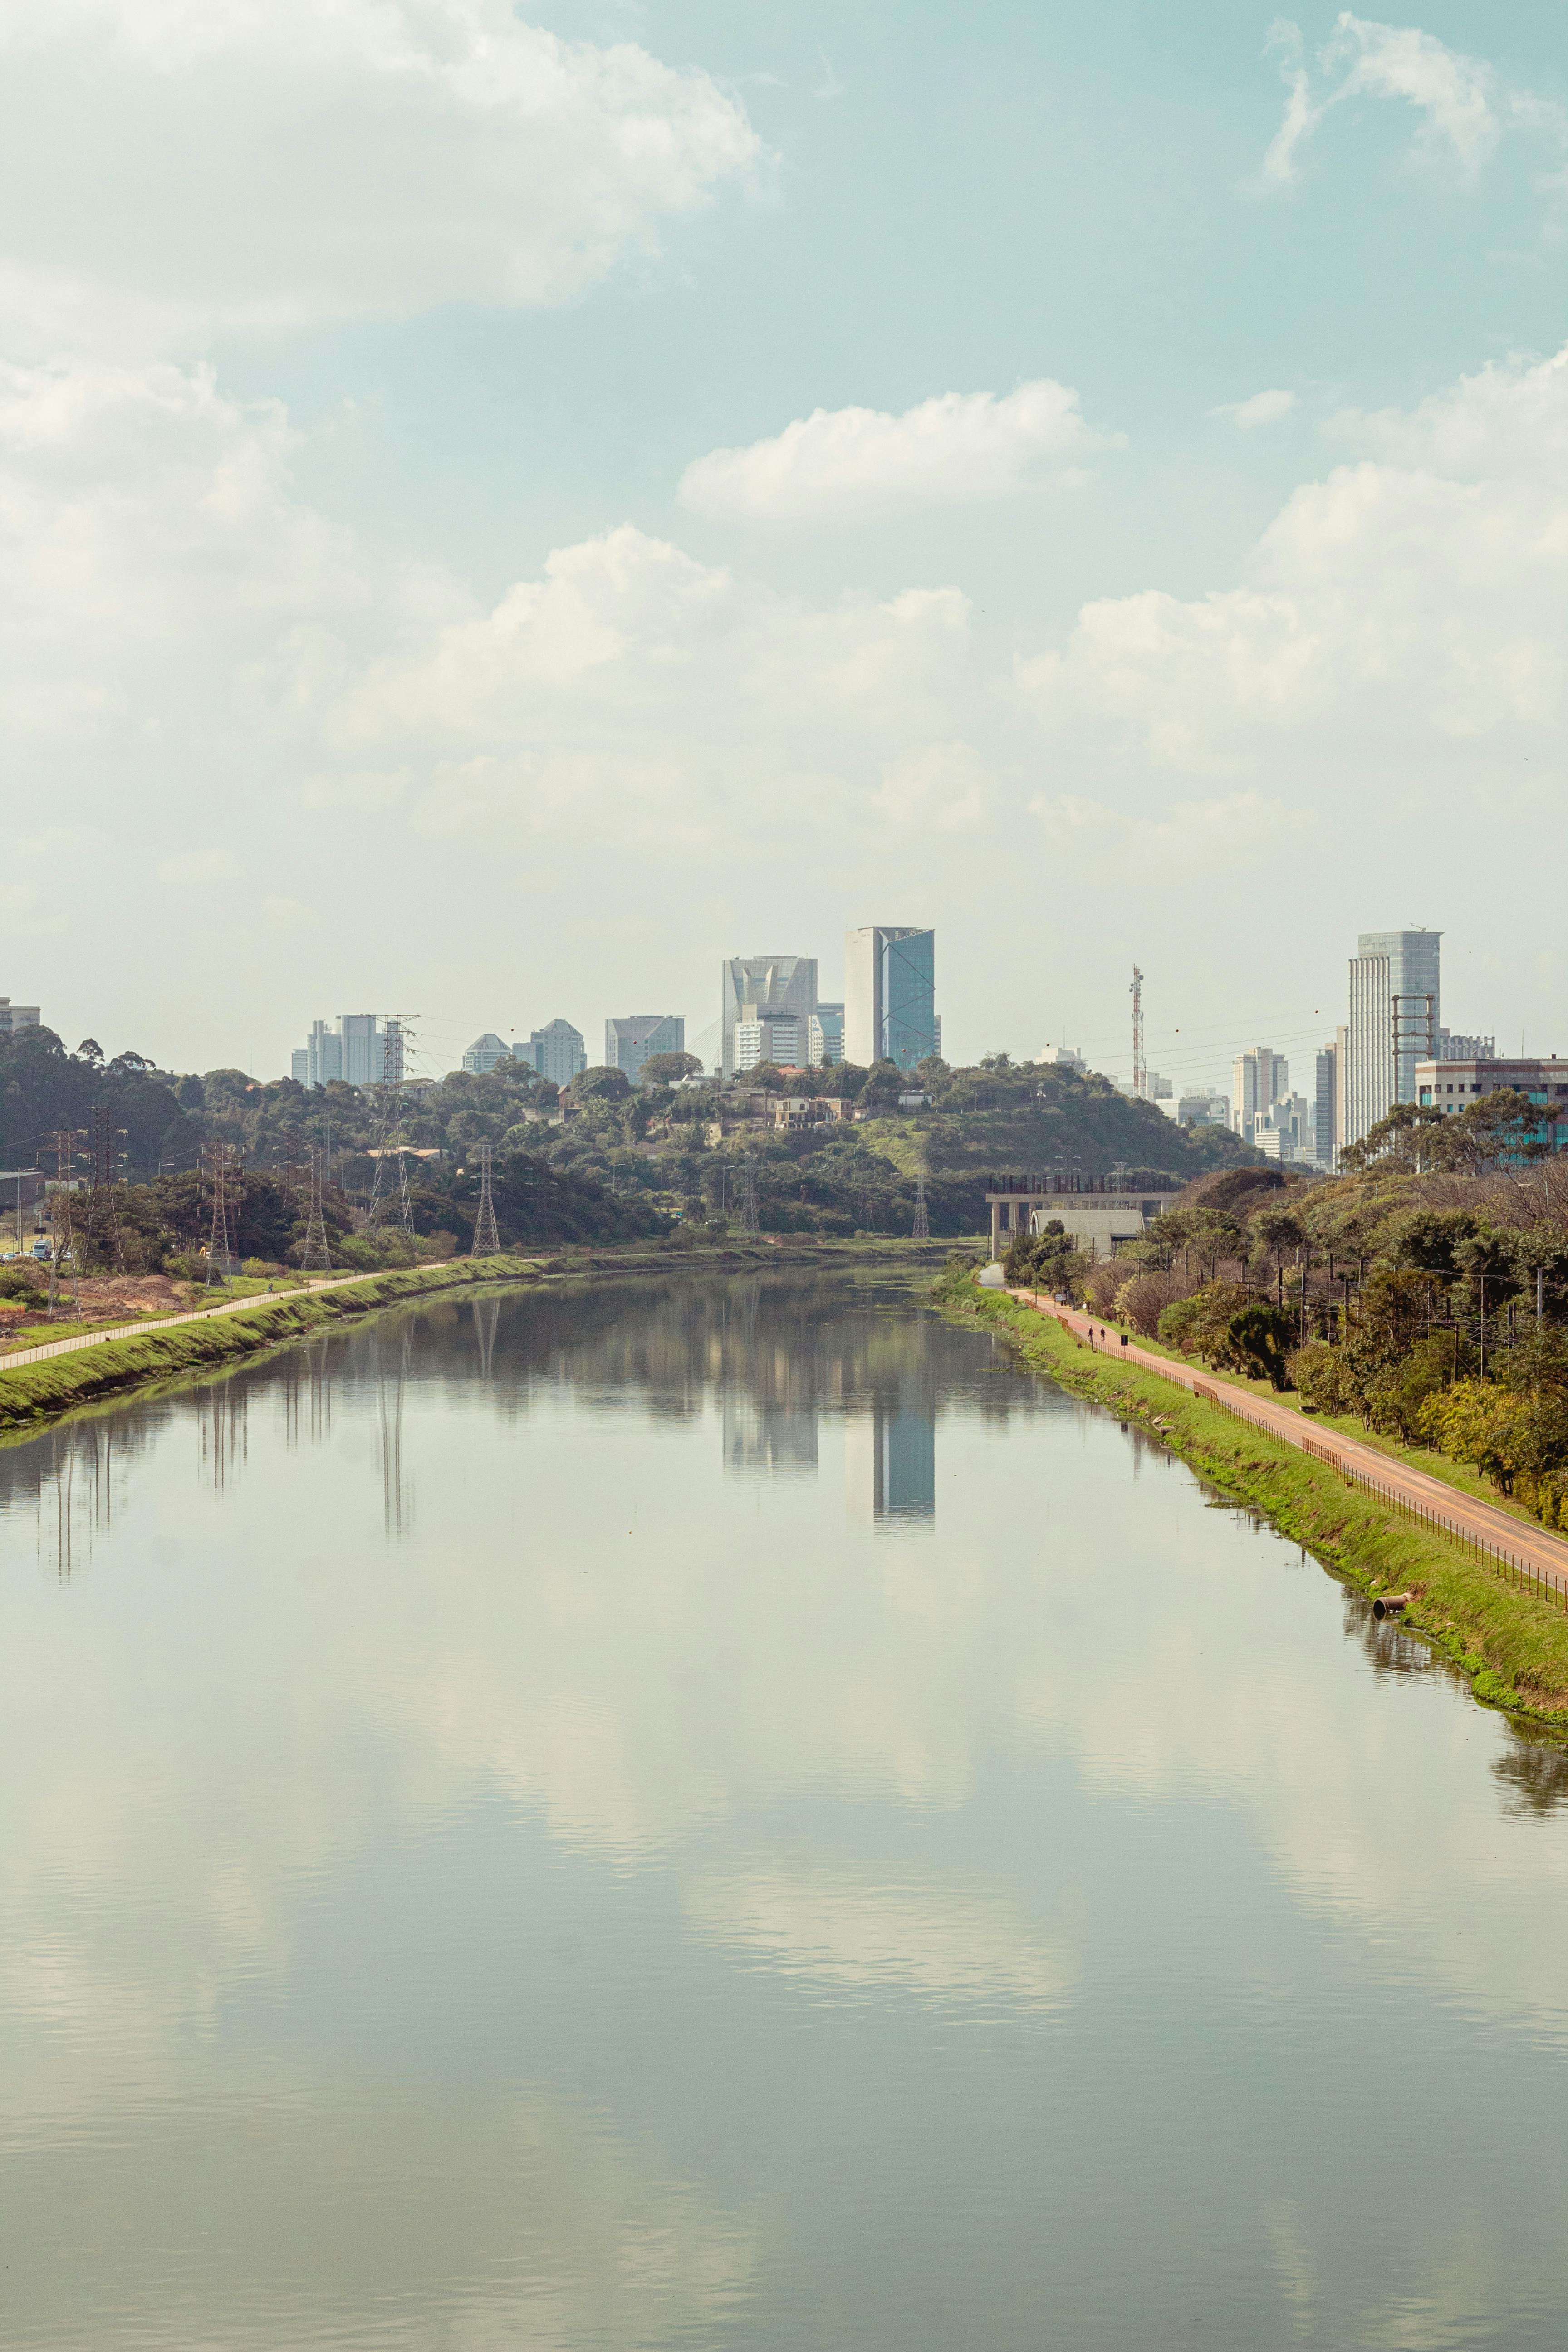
[1231,1047,1289,1141]
[289,1014,395,1089]
[722,957,818,1078]
[1344,930,1440,1147]
[605,1014,685,1083]
[844,927,937,1072]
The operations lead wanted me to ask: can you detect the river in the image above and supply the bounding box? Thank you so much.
[2,1267,1567,2350]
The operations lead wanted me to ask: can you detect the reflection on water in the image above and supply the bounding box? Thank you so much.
[3,1268,1568,2352]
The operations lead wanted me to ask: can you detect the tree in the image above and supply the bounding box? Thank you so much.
[639,1052,703,1088]
[567,1065,633,1107]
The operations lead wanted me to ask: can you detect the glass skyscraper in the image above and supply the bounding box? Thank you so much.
[844,926,937,1072]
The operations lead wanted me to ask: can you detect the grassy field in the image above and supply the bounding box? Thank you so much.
[943,1273,1568,1729]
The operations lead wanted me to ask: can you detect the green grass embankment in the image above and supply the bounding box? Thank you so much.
[941,1275,1568,1728]
[0,1259,540,1432]
[0,1234,952,1436]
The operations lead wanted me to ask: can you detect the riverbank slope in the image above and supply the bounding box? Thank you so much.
[0,1238,950,1435]
[941,1270,1568,1728]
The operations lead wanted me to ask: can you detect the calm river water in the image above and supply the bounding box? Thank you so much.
[3,1269,1568,2350]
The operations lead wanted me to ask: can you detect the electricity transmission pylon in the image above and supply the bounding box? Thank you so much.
[739,1160,760,1236]
[365,1016,415,1230]
[205,1140,236,1285]
[471,1140,500,1256]
[911,1170,930,1240]
[299,1149,333,1274]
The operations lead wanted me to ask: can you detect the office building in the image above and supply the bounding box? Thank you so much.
[290,1014,399,1090]
[462,1033,510,1074]
[1232,1048,1289,1141]
[845,926,938,1072]
[808,1003,844,1068]
[519,1021,587,1088]
[722,957,818,1079]
[0,998,41,1038]
[1415,1057,1568,1154]
[1344,929,1441,1148]
[606,1014,685,1083]
[1037,1044,1088,1074]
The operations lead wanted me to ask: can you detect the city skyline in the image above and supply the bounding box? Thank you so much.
[6,6,1568,1079]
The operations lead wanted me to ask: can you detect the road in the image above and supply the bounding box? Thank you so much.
[1015,1288,1568,1604]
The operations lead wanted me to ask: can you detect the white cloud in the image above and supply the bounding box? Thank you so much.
[0,354,360,746]
[0,0,762,334]
[678,381,1110,518]
[1019,343,1568,775]
[1263,13,1509,187]
[1215,387,1297,429]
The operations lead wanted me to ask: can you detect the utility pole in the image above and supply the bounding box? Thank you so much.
[1130,966,1145,1100]
[471,1140,500,1256]
[911,1170,930,1241]
[740,1160,760,1236]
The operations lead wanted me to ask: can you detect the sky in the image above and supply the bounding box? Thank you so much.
[5,0,1568,1091]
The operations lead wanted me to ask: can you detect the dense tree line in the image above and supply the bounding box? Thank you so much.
[1004,1102,1568,1528]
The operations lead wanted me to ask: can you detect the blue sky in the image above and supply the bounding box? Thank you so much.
[4,1,1568,1088]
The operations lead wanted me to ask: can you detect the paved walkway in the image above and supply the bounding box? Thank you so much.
[1015,1288,1568,1602]
[0,1271,390,1377]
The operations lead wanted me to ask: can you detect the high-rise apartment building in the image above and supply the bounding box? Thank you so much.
[0,998,41,1038]
[722,957,818,1079]
[605,1014,685,1083]
[1344,929,1441,1148]
[520,1021,586,1088]
[1314,1041,1339,1170]
[290,1014,398,1089]
[844,927,937,1072]
[462,1033,510,1074]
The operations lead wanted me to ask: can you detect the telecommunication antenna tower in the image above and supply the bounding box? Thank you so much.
[740,1160,760,1236]
[299,1149,333,1274]
[471,1140,500,1256]
[1130,966,1146,1100]
[911,1170,930,1241]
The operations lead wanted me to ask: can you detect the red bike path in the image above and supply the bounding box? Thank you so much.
[1010,1287,1568,1604]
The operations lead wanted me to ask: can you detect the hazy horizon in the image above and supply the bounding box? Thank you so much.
[4,1,1566,1094]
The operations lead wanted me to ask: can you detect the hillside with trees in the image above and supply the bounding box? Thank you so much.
[1,1024,1253,1261]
